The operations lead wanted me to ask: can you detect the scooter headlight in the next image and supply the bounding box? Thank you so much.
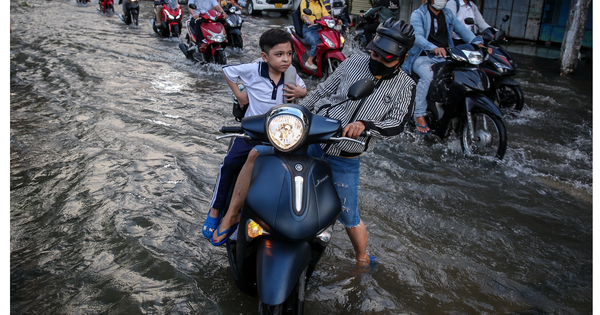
[322,34,336,48]
[207,29,226,42]
[267,107,307,152]
[462,50,483,65]
[325,19,336,28]
[340,35,345,46]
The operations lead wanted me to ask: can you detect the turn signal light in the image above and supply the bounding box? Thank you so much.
[247,219,269,239]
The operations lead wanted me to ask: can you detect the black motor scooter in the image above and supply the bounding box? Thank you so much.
[417,44,508,159]
[118,0,139,26]
[476,15,524,112]
[223,3,244,51]
[217,79,375,314]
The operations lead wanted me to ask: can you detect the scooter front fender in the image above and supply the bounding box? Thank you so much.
[256,238,311,306]
[323,50,345,62]
[465,94,503,117]
[491,76,520,88]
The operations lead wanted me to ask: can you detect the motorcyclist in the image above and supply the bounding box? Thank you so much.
[401,0,487,135]
[324,0,350,31]
[118,0,137,24]
[154,0,182,31]
[359,0,399,44]
[300,0,330,70]
[444,0,490,45]
[183,0,228,59]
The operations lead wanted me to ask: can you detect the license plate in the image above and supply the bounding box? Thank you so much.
[275,3,282,8]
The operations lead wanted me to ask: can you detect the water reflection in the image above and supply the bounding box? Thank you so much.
[10,0,591,313]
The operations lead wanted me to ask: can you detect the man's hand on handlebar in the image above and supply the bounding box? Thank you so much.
[477,43,493,55]
[342,121,366,139]
[433,47,447,58]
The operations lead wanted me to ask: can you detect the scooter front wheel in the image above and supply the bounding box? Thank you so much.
[171,24,180,38]
[215,49,227,65]
[322,57,342,78]
[496,84,524,112]
[460,109,507,160]
[258,267,306,315]
[131,10,138,26]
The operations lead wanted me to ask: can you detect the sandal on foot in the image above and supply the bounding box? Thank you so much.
[415,122,432,135]
[210,222,239,246]
[202,211,221,239]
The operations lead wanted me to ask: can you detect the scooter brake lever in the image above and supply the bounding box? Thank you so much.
[215,134,250,140]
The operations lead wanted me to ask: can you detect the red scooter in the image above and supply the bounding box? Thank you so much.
[151,0,183,39]
[98,0,115,14]
[179,6,228,65]
[289,10,345,78]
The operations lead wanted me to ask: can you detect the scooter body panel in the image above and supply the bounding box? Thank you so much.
[465,94,503,117]
[256,238,311,305]
[246,154,340,241]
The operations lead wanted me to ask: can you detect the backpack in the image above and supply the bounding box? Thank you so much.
[454,0,472,13]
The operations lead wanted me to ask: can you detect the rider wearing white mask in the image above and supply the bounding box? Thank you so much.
[402,0,485,135]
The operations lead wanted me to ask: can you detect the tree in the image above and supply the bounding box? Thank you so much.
[559,0,591,75]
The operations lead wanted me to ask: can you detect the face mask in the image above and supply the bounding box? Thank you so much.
[431,0,447,10]
[369,58,399,78]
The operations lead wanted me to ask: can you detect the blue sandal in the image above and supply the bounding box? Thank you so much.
[210,222,239,246]
[415,122,432,135]
[202,210,221,239]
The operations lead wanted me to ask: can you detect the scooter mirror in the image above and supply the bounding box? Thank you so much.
[464,17,475,25]
[188,3,197,9]
[303,8,313,16]
[347,79,375,101]
[502,15,510,22]
[494,30,506,43]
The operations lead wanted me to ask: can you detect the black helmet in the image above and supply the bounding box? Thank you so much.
[366,18,415,61]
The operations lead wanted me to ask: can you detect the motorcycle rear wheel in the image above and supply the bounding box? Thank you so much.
[496,84,524,112]
[460,109,507,160]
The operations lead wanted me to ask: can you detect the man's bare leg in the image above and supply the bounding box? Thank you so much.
[345,220,371,267]
[212,149,259,243]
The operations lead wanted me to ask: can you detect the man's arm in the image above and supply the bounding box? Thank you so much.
[364,80,415,139]
[299,58,344,112]
[472,3,491,32]
[449,10,482,45]
[411,10,438,51]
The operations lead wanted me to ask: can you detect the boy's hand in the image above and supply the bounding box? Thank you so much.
[283,83,307,101]
[236,93,249,106]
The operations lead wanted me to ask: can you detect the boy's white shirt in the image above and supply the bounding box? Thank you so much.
[223,62,305,118]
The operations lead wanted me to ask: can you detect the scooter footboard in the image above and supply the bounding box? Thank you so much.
[465,94,503,117]
[256,238,311,305]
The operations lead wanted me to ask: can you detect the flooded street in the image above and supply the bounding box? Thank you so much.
[10,0,591,314]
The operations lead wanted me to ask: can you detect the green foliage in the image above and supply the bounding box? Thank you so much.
[19,1,30,6]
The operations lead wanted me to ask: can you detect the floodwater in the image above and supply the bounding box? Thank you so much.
[10,0,592,314]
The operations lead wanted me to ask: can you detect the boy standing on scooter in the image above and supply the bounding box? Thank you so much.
[202,28,307,244]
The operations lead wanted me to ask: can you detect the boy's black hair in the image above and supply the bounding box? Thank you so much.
[259,28,294,54]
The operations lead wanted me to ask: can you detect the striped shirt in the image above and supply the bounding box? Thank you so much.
[300,54,416,156]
